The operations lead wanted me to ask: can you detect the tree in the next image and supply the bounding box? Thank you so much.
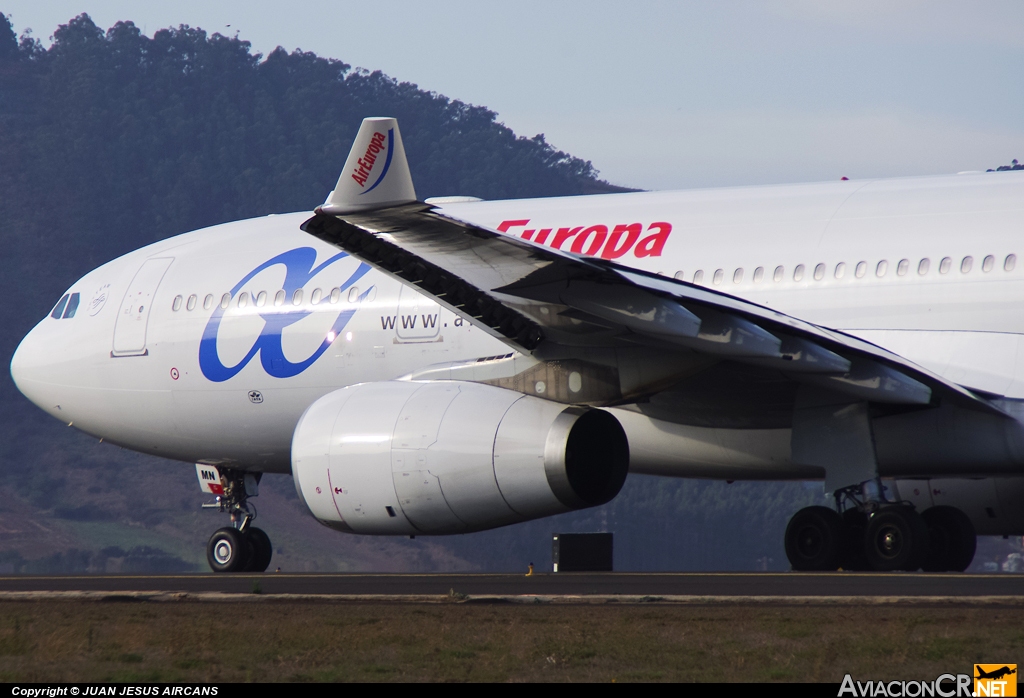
[0,13,17,62]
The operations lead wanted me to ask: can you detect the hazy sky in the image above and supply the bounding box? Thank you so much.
[5,1,1024,191]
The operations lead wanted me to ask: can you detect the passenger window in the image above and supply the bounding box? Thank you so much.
[896,259,909,276]
[220,293,231,309]
[311,288,323,304]
[813,263,825,281]
[834,262,846,279]
[983,255,995,272]
[1005,254,1017,272]
[793,264,805,282]
[918,258,930,275]
[673,271,686,281]
[855,261,867,278]
[733,268,743,283]
[203,294,214,310]
[348,287,360,302]
[876,260,888,277]
[773,266,784,282]
[713,269,724,285]
[254,291,266,307]
[693,270,705,285]
[753,266,764,283]
[961,256,973,273]
[330,288,341,303]
[292,289,303,305]
[274,290,285,306]
[939,257,952,274]
[238,292,249,308]
[171,295,182,312]
[187,294,198,311]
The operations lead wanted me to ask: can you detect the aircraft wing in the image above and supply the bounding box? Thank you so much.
[303,200,1001,416]
[304,116,1002,418]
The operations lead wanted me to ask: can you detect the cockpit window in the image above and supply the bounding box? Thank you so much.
[50,294,70,319]
[62,293,81,318]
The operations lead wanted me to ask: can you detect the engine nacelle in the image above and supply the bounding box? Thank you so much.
[291,381,629,535]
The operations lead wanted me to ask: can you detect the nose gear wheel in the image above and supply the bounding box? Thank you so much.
[201,467,273,573]
[207,527,250,573]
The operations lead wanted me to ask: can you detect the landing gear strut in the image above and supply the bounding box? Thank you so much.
[784,480,976,572]
[201,467,273,573]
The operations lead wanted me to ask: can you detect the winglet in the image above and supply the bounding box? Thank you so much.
[317,117,417,215]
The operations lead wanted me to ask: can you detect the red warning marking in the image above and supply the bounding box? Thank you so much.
[170,367,180,380]
[326,470,345,521]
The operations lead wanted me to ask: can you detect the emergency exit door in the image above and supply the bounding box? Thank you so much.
[112,257,174,357]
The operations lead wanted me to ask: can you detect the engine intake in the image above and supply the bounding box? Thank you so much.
[292,381,628,535]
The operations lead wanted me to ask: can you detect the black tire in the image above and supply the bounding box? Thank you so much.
[785,506,844,571]
[864,507,929,572]
[921,506,977,572]
[839,509,870,571]
[245,527,273,573]
[207,527,250,573]
[903,509,930,571]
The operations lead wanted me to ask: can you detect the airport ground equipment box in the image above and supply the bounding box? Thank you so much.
[552,533,613,572]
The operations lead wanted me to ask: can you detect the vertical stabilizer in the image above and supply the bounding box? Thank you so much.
[318,117,417,214]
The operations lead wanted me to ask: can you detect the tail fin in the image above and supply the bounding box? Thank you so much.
[318,117,417,214]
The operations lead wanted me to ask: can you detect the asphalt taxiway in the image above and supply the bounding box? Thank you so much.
[0,572,1020,599]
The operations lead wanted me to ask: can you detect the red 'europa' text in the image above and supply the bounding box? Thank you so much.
[496,219,672,259]
[351,131,387,187]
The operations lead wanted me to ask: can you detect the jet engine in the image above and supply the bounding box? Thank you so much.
[291,380,629,535]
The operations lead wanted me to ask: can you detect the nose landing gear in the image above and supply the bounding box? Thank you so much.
[198,465,273,573]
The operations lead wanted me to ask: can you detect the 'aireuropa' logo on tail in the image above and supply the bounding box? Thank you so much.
[351,129,395,194]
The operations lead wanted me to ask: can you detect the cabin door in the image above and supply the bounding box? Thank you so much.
[112,257,174,357]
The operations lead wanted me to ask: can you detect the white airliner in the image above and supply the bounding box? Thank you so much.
[12,117,1024,574]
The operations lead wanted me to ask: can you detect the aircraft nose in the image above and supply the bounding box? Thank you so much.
[11,324,48,411]
[10,319,74,419]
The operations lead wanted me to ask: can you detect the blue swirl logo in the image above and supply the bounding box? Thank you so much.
[199,247,370,382]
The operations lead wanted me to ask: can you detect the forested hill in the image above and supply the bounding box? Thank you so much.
[0,13,627,284]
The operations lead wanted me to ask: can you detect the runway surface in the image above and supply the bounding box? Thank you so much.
[0,572,1020,597]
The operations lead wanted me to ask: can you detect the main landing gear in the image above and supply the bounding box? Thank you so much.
[200,466,273,573]
[784,482,976,572]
